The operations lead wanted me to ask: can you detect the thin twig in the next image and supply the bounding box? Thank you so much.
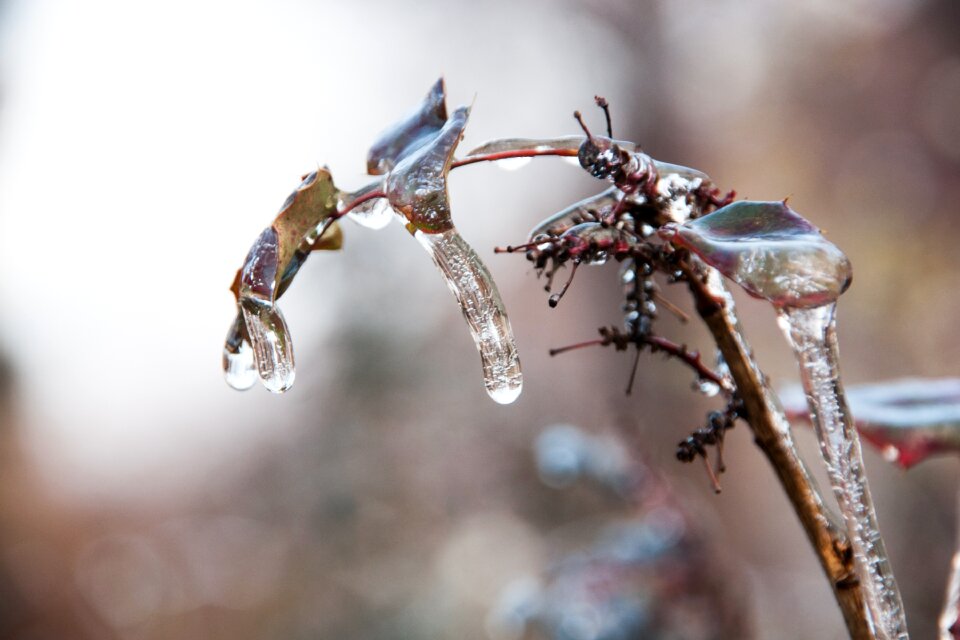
[450,148,578,169]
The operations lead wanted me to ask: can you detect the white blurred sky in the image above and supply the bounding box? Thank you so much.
[0,0,633,503]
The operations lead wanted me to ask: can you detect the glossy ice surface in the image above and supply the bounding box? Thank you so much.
[225,170,341,393]
[222,312,257,391]
[669,200,852,307]
[385,106,469,234]
[366,78,447,175]
[241,298,295,394]
[415,229,522,404]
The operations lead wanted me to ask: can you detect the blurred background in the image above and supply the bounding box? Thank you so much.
[0,0,958,638]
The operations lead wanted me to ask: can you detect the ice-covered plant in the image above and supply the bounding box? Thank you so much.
[223,79,912,639]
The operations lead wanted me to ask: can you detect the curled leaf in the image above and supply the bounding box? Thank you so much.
[783,378,960,469]
[663,200,852,308]
[367,77,447,175]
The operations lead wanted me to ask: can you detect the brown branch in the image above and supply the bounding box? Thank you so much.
[681,260,872,640]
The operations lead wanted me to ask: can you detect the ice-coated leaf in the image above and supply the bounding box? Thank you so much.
[385,105,470,234]
[783,378,960,469]
[272,168,340,290]
[225,169,342,394]
[366,77,447,175]
[663,200,852,308]
[527,186,621,239]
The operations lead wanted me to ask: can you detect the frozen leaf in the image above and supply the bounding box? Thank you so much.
[663,200,852,308]
[783,378,960,469]
[527,186,621,240]
[225,169,341,393]
[366,77,447,175]
[385,105,469,234]
[270,168,340,291]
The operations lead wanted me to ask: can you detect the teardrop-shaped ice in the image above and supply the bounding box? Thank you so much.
[240,297,295,394]
[666,200,852,308]
[415,228,522,404]
[222,312,257,390]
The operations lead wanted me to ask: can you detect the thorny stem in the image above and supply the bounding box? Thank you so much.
[680,259,873,640]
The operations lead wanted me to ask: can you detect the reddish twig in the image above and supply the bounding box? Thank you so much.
[450,148,578,168]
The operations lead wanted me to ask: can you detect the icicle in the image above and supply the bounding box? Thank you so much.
[222,311,257,390]
[778,304,908,640]
[237,227,296,394]
[240,297,295,393]
[415,228,522,404]
[940,510,960,640]
[383,102,524,403]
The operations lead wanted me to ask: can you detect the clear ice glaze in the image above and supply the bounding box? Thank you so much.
[779,304,908,640]
[338,181,393,230]
[415,228,522,404]
[240,298,296,394]
[222,312,257,390]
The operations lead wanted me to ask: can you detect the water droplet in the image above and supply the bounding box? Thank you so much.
[223,313,257,391]
[881,444,900,463]
[496,157,532,171]
[697,379,720,398]
[348,194,393,230]
[241,298,296,393]
[415,228,522,403]
[223,343,257,391]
